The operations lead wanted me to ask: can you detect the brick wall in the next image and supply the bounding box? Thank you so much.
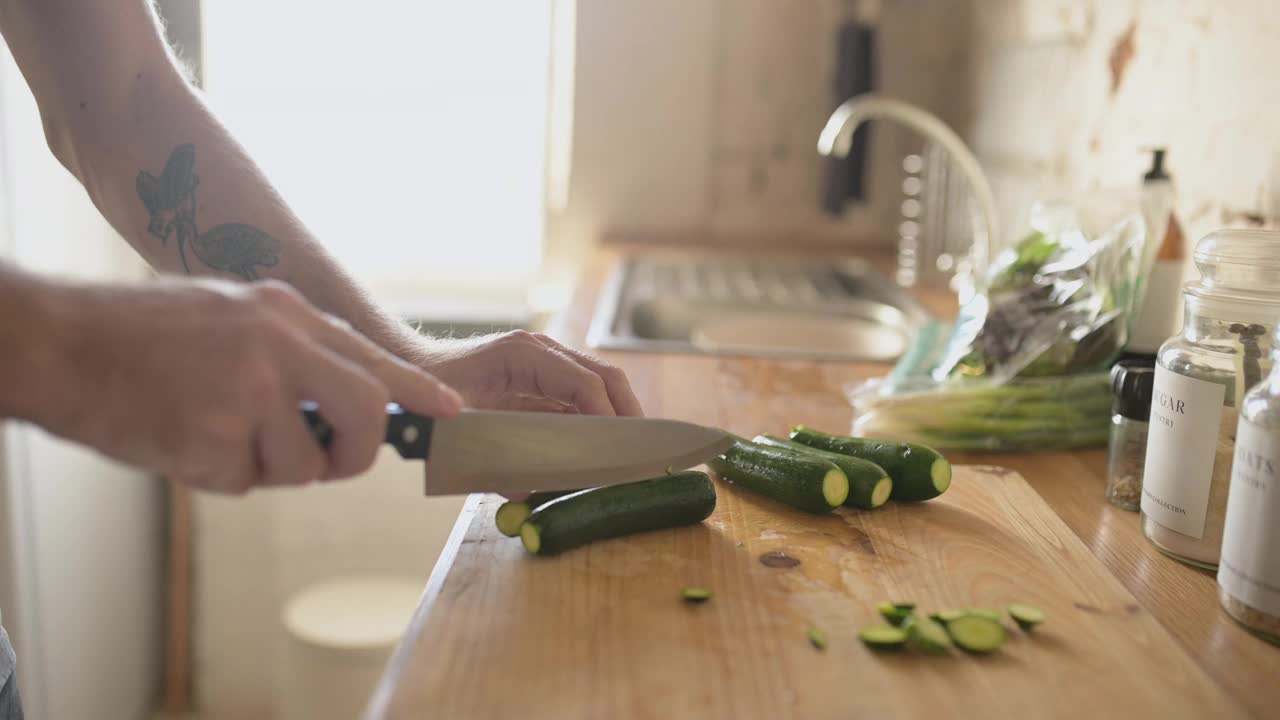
[952,0,1280,253]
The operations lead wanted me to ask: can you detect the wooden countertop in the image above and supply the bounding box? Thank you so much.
[366,246,1277,719]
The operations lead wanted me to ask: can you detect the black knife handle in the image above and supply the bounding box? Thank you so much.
[301,401,434,460]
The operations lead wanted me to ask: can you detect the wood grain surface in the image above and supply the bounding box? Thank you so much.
[366,246,1276,719]
[369,466,1242,719]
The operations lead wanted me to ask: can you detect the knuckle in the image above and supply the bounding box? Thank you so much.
[325,314,355,334]
[582,370,608,394]
[598,362,628,383]
[502,329,539,346]
[252,280,304,309]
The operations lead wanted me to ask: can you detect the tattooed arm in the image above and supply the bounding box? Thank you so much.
[0,0,427,360]
[0,0,643,416]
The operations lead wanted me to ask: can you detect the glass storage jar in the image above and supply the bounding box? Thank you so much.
[1219,328,1280,645]
[1141,229,1280,569]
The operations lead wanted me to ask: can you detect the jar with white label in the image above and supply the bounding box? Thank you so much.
[1141,229,1280,569]
[1219,336,1280,645]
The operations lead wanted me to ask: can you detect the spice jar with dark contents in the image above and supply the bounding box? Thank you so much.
[1106,359,1155,510]
[1218,323,1280,645]
[1141,229,1280,569]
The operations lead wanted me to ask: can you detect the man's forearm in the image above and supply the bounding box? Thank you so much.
[0,1,427,363]
[74,73,426,362]
[0,263,66,422]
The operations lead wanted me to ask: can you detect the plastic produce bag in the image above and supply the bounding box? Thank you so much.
[850,200,1149,452]
[936,202,1147,384]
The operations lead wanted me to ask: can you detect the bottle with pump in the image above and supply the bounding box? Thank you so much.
[1128,148,1187,356]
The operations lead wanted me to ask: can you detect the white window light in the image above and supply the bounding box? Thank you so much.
[201,2,553,306]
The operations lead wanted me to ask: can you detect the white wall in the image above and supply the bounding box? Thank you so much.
[543,0,976,288]
[0,38,163,720]
[951,0,1280,254]
[192,454,462,719]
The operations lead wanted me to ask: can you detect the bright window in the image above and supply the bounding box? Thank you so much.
[201,2,551,303]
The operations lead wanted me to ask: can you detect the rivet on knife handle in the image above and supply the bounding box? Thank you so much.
[300,401,434,460]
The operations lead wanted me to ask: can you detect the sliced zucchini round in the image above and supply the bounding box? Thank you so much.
[948,615,1007,654]
[1008,603,1047,630]
[859,625,909,648]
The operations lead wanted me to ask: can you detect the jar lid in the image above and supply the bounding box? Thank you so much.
[1194,228,1280,291]
[1111,358,1155,421]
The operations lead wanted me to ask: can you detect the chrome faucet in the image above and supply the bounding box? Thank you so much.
[817,94,997,289]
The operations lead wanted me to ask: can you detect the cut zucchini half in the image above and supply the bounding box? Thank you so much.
[495,490,581,537]
[871,476,894,508]
[789,426,951,502]
[1008,603,1046,630]
[707,440,848,513]
[859,624,909,648]
[947,615,1007,654]
[495,501,532,537]
[822,469,849,507]
[752,434,893,510]
[520,523,542,554]
[519,471,716,556]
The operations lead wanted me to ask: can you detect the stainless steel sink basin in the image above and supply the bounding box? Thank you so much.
[586,254,931,362]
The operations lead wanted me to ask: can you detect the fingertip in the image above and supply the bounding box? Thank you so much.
[439,383,465,415]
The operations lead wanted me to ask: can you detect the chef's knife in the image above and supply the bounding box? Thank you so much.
[301,402,734,496]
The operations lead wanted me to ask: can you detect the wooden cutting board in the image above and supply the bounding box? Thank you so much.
[369,465,1241,719]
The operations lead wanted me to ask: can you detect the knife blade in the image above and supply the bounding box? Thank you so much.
[301,402,734,496]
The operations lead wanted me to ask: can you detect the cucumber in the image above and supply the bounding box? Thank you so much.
[790,426,951,502]
[494,490,582,537]
[1008,603,1046,631]
[752,435,893,510]
[520,471,716,555]
[707,440,848,513]
[947,615,1007,654]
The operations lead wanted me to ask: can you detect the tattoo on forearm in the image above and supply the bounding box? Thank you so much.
[136,144,280,280]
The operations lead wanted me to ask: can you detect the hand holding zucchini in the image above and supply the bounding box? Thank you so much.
[520,470,716,555]
[790,426,951,502]
[753,434,892,510]
[707,440,849,513]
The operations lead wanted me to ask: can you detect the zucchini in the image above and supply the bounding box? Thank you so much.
[752,434,893,510]
[860,625,909,649]
[494,490,581,537]
[947,615,1007,654]
[681,587,713,603]
[965,608,1002,622]
[1008,603,1046,630]
[877,601,913,626]
[930,609,969,624]
[520,471,716,555]
[707,440,848,513]
[807,625,828,650]
[904,616,953,654]
[790,426,951,502]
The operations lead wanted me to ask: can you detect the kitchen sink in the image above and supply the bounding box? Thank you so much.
[586,254,931,362]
